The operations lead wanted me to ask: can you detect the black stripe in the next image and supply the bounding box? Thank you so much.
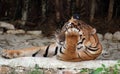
[60,47,64,54]
[90,42,99,48]
[2,55,11,59]
[43,45,50,57]
[78,53,81,58]
[83,50,92,58]
[78,53,83,60]
[85,48,101,56]
[87,46,99,51]
[77,46,83,50]
[77,38,85,45]
[54,46,58,55]
[32,49,40,57]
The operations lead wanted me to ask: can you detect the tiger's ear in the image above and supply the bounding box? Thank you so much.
[68,17,73,23]
[70,16,74,20]
[91,28,96,34]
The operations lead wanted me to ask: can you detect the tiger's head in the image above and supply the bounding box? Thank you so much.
[55,17,79,46]
[56,17,100,50]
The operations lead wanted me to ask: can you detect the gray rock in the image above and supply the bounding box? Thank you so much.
[0,21,15,29]
[0,31,3,34]
[104,32,113,40]
[0,28,3,34]
[113,31,120,41]
[97,33,103,41]
[27,31,42,36]
[6,29,25,34]
[0,65,14,74]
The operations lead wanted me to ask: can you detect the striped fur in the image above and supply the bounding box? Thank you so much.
[56,17,102,61]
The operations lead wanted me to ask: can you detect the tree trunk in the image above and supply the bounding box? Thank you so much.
[90,0,96,22]
[65,0,71,17]
[70,0,75,15]
[76,0,79,8]
[107,0,114,22]
[21,0,29,25]
[13,0,22,20]
[55,0,60,21]
[42,0,46,18]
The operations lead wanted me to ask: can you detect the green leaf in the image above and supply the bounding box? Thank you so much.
[102,64,106,68]
[80,68,88,72]
[34,64,40,70]
[115,64,118,70]
[30,64,42,74]
[30,70,42,74]
[113,64,118,74]
[117,60,120,63]
[92,68,103,74]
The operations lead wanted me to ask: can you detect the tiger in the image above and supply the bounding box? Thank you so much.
[0,16,102,62]
[56,16,102,61]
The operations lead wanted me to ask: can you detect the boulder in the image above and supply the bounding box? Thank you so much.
[97,33,103,41]
[113,31,120,41]
[0,22,15,30]
[27,31,42,36]
[104,33,113,40]
[7,29,25,34]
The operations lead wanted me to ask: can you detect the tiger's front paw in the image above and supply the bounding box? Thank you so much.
[0,50,22,59]
[65,28,81,37]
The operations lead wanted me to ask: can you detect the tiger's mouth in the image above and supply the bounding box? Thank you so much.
[65,22,80,30]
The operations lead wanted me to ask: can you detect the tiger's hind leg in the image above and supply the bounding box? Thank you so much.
[0,47,43,59]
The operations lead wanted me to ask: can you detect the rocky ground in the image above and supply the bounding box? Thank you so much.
[0,32,119,74]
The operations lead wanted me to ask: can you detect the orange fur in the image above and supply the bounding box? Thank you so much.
[57,17,102,62]
[57,28,80,61]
